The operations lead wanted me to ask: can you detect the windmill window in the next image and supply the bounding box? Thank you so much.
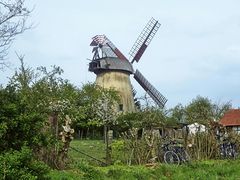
[119,104,123,111]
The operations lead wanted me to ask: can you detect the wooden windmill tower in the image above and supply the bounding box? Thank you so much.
[88,18,167,112]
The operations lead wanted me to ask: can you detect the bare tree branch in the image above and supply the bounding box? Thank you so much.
[0,0,32,70]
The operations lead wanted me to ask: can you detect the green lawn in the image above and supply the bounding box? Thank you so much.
[69,139,106,166]
[48,140,240,180]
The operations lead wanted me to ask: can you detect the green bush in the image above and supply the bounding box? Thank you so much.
[0,85,49,152]
[111,140,127,164]
[0,146,49,180]
[75,160,104,180]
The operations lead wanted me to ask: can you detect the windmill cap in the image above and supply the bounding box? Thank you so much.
[89,57,134,74]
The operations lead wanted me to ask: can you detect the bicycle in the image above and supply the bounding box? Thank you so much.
[159,139,190,165]
[219,140,237,159]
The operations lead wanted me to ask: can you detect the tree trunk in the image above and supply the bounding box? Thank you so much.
[49,112,59,138]
[86,127,89,138]
[104,125,107,143]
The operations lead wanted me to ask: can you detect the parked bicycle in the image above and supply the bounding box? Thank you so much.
[219,140,237,159]
[158,139,190,165]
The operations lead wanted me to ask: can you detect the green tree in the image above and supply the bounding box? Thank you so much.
[75,83,120,138]
[168,103,185,123]
[185,96,232,126]
[75,83,102,129]
[0,60,48,151]
[31,65,80,169]
[90,86,120,164]
[185,96,214,125]
[212,101,232,121]
[1,58,81,170]
[0,59,52,177]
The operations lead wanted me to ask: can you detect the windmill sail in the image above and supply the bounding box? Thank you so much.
[90,35,128,60]
[134,69,167,108]
[129,18,161,63]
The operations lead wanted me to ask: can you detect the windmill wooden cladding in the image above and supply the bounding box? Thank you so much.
[96,71,136,112]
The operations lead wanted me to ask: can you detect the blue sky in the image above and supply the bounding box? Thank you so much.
[1,0,240,108]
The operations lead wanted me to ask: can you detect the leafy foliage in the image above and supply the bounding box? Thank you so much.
[185,96,231,125]
[76,83,120,128]
[0,79,47,151]
[168,103,185,124]
[0,59,82,171]
[185,96,214,125]
[0,146,49,180]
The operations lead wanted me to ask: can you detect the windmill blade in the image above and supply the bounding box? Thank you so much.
[105,36,128,61]
[129,18,161,63]
[90,35,128,60]
[90,35,106,46]
[134,69,167,108]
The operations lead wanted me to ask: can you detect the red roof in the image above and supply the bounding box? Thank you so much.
[220,109,240,126]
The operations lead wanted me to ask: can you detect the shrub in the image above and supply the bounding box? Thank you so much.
[111,140,127,164]
[187,132,217,160]
[75,160,104,180]
[0,146,50,180]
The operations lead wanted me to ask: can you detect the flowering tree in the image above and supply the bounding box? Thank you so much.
[93,90,119,126]
[92,89,120,164]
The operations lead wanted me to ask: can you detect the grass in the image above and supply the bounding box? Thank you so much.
[69,139,106,166]
[48,140,240,179]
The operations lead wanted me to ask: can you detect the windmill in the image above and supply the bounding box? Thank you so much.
[88,18,167,112]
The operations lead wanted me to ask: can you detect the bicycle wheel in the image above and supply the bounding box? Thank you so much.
[164,151,180,165]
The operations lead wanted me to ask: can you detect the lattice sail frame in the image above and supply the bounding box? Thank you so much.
[134,69,167,108]
[90,35,127,60]
[129,18,161,63]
